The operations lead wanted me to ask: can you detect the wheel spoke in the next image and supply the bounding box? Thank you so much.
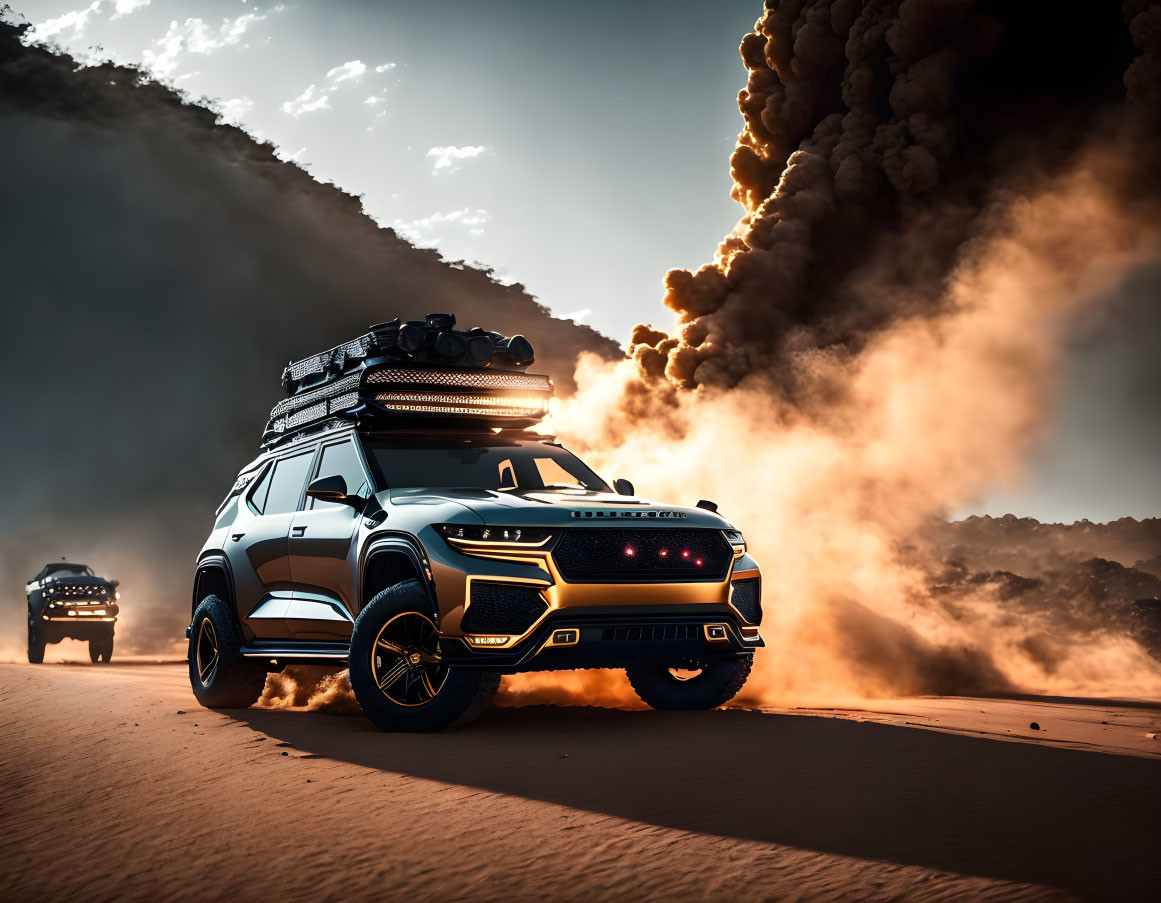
[376,657,410,690]
[376,638,405,654]
[420,668,437,698]
[199,652,218,682]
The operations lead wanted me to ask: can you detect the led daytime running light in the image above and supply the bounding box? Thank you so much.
[436,524,553,545]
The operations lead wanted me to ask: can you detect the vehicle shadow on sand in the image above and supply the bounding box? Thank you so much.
[232,704,1161,899]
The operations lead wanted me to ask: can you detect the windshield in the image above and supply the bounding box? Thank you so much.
[362,437,610,493]
[45,563,94,578]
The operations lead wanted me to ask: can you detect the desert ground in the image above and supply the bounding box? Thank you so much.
[1,655,1159,902]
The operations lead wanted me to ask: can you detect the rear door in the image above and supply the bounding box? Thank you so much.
[285,437,370,640]
[227,446,317,640]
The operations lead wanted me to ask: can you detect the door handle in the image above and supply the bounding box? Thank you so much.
[291,525,307,537]
[231,533,245,542]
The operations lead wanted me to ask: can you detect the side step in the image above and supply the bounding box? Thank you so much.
[240,642,350,666]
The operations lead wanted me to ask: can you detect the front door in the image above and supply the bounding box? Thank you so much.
[285,437,369,641]
[227,446,317,641]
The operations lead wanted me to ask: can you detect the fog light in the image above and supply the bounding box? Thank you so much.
[467,635,511,647]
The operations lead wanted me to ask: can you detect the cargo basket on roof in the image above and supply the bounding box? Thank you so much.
[262,313,553,446]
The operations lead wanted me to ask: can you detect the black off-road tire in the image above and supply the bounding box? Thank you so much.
[27,613,45,664]
[188,595,268,708]
[89,631,114,664]
[349,580,500,732]
[626,654,753,711]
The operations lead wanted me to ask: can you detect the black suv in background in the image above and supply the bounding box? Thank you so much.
[27,562,119,663]
[187,316,763,731]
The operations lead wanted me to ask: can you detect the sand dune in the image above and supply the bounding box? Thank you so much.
[1,662,1159,901]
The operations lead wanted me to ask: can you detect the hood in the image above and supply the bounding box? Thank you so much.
[45,574,115,587]
[385,487,734,530]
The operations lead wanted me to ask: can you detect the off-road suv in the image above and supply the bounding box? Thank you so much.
[26,562,119,663]
[188,315,762,731]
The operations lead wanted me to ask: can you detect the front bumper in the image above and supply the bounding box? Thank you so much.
[439,605,761,671]
[40,601,119,624]
[424,528,762,671]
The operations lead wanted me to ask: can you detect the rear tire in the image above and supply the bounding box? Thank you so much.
[188,595,267,708]
[27,614,45,664]
[349,580,499,732]
[626,654,753,711]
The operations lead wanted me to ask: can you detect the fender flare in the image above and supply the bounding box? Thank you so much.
[358,533,438,621]
[191,552,237,619]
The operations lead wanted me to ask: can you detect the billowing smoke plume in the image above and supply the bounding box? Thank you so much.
[630,0,1161,391]
[533,0,1161,703]
[0,20,618,655]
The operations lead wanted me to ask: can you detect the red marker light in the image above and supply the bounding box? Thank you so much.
[624,547,635,557]
[682,550,690,559]
[695,559,704,567]
[659,549,668,558]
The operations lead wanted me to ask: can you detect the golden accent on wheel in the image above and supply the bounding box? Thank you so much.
[371,612,448,706]
[195,617,219,687]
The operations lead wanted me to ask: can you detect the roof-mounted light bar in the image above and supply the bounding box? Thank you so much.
[260,313,554,446]
[373,392,550,419]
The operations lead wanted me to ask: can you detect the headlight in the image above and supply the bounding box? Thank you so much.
[435,524,553,546]
[723,529,746,553]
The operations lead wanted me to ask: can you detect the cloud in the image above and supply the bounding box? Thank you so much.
[281,84,328,117]
[374,62,395,73]
[281,57,382,118]
[561,308,593,324]
[274,145,307,162]
[363,95,383,106]
[217,96,253,125]
[143,11,273,77]
[112,0,150,19]
[425,144,490,174]
[325,59,365,83]
[394,208,492,243]
[24,2,102,43]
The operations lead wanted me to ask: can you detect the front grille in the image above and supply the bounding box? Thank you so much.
[731,578,761,624]
[463,582,548,634]
[601,623,699,642]
[553,529,732,582]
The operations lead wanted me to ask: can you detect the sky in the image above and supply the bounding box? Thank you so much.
[6,0,1161,524]
[8,0,757,341]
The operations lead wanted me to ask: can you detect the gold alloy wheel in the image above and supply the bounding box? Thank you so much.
[372,612,448,706]
[195,617,220,687]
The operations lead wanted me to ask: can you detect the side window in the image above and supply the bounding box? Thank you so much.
[263,450,316,516]
[310,440,370,509]
[247,464,274,515]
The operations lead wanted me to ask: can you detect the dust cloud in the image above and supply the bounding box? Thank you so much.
[4,5,1161,711]
[514,0,1161,706]
[0,17,618,656]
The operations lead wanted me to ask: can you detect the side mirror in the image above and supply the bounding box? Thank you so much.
[306,475,363,509]
[613,478,634,497]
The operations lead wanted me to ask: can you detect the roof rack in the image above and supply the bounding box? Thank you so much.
[262,313,553,446]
